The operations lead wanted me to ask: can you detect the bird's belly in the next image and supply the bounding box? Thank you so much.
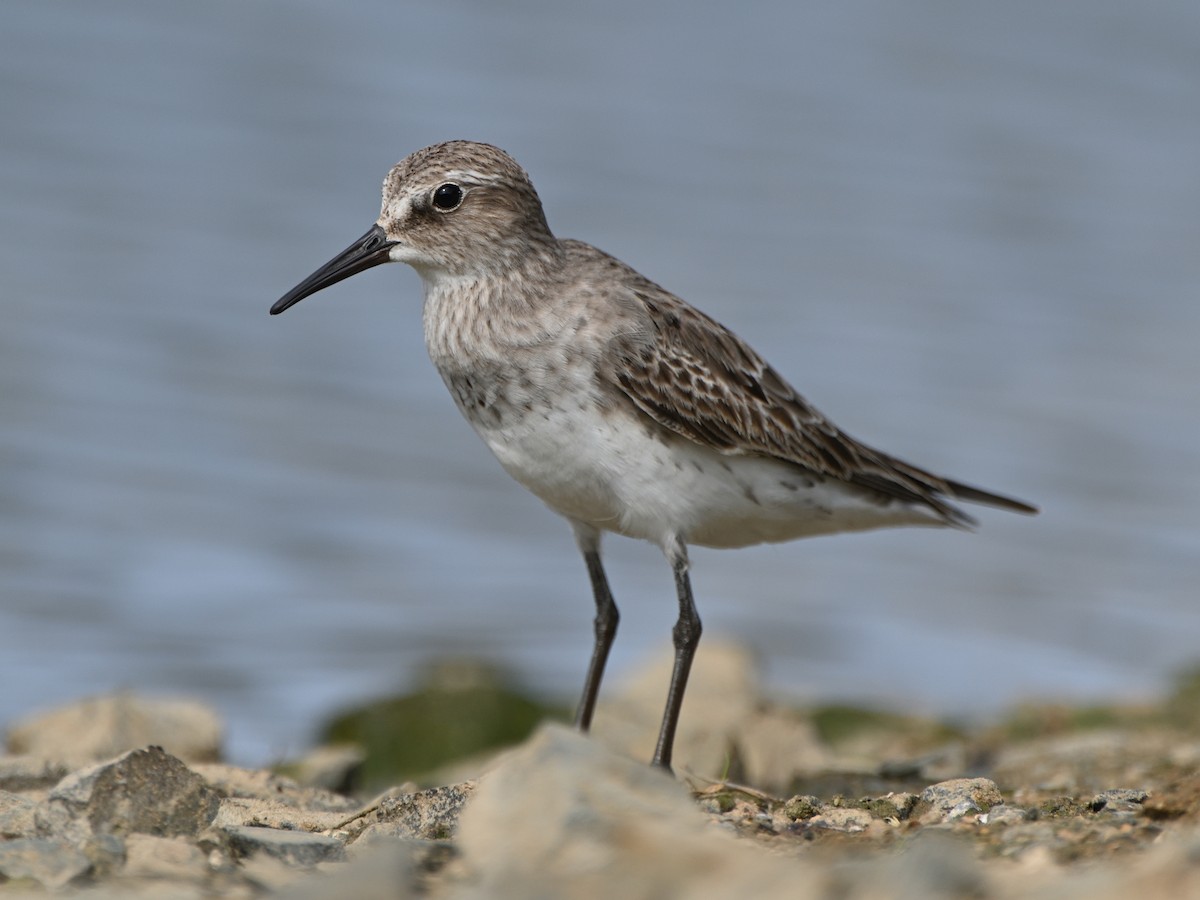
[470,400,634,532]
[470,401,942,549]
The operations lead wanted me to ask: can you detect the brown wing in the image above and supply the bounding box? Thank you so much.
[604,282,1036,525]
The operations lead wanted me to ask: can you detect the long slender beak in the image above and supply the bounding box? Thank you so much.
[270,224,398,315]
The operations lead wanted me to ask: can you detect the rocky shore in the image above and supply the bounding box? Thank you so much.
[3,642,1200,898]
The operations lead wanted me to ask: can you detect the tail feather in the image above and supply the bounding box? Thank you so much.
[942,478,1039,515]
[853,450,1039,528]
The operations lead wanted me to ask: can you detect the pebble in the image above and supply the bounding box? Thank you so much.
[225,825,346,866]
[0,837,93,890]
[918,778,1004,824]
[1,662,1198,898]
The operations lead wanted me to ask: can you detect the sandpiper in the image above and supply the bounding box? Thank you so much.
[272,140,1036,771]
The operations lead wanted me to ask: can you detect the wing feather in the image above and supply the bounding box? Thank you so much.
[603,282,1035,524]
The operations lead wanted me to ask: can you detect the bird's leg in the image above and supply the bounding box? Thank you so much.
[572,525,619,732]
[651,539,702,772]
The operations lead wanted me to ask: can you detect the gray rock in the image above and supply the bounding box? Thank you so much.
[944,799,982,821]
[1091,788,1149,812]
[0,790,39,838]
[49,745,220,837]
[34,792,94,846]
[0,837,92,889]
[978,804,1029,826]
[918,777,1003,824]
[365,783,476,842]
[82,832,127,878]
[6,693,223,765]
[225,825,346,866]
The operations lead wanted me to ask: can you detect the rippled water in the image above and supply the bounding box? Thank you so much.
[2,1,1197,763]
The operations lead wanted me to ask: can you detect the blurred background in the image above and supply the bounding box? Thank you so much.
[1,1,1196,765]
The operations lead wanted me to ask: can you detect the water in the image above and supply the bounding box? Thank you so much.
[2,0,1197,764]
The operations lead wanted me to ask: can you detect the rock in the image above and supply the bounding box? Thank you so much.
[697,794,776,836]
[283,843,419,900]
[782,794,823,820]
[990,730,1168,795]
[978,804,1029,826]
[193,763,359,856]
[592,641,760,764]
[1073,829,1200,900]
[917,778,1003,824]
[81,832,127,878]
[357,783,476,842]
[200,762,360,837]
[225,825,346,866]
[1090,788,1149,811]
[192,762,357,812]
[734,708,829,792]
[348,831,456,876]
[455,722,809,900]
[281,744,367,794]
[830,831,986,900]
[0,754,71,791]
[0,790,39,838]
[121,834,210,882]
[238,852,315,892]
[5,693,222,765]
[869,792,919,820]
[808,807,875,832]
[591,640,828,788]
[0,837,92,889]
[1084,787,1149,825]
[7,677,1200,898]
[49,746,220,837]
[319,782,475,872]
[210,797,357,834]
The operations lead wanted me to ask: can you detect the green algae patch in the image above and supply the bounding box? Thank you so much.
[319,660,565,789]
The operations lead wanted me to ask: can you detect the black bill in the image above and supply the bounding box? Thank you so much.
[270,224,397,315]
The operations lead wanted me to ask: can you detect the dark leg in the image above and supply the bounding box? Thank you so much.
[651,542,702,772]
[572,530,619,732]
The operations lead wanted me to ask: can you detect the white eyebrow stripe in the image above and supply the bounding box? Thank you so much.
[443,169,507,186]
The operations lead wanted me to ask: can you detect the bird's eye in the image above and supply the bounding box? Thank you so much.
[431,183,464,211]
